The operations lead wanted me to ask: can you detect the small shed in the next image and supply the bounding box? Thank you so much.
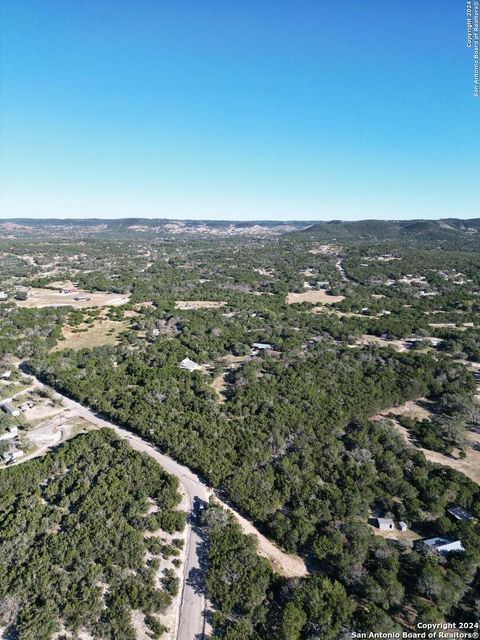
[399,521,408,532]
[375,517,395,531]
[252,343,273,350]
[0,370,11,380]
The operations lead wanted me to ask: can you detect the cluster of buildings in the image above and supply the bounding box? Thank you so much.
[0,423,24,465]
[374,506,473,557]
[0,380,25,463]
[2,449,25,464]
[374,517,408,532]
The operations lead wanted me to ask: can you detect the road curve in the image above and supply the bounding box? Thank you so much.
[15,369,307,639]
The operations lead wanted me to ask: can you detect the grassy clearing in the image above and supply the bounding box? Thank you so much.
[53,319,128,351]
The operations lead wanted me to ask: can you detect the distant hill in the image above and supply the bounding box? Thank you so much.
[300,218,480,248]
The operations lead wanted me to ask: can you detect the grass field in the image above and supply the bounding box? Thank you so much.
[53,319,128,351]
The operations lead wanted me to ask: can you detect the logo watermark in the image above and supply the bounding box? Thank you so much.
[467,0,479,96]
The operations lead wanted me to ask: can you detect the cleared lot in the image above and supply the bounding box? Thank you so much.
[15,287,130,309]
[175,300,226,310]
[373,401,480,485]
[0,385,95,467]
[287,290,345,305]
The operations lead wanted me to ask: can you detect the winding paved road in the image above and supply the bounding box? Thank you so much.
[14,368,307,640]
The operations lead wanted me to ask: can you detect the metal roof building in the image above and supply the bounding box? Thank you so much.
[419,537,464,555]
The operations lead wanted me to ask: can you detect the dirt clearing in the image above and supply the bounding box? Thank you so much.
[373,399,435,422]
[370,525,421,543]
[211,373,228,402]
[348,335,411,352]
[287,290,345,305]
[175,300,226,310]
[209,354,253,402]
[419,440,480,485]
[218,499,307,577]
[15,288,130,309]
[307,244,339,255]
[372,401,480,485]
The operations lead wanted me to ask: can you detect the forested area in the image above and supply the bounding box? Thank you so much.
[204,504,354,640]
[204,479,480,639]
[1,220,480,636]
[0,305,67,358]
[0,429,185,639]
[28,338,480,631]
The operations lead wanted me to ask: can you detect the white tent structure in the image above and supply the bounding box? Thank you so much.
[180,357,201,372]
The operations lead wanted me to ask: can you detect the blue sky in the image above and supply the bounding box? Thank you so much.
[0,0,478,221]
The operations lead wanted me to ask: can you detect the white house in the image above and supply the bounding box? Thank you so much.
[0,370,11,380]
[419,537,465,555]
[1,403,20,417]
[0,426,18,441]
[399,521,408,532]
[375,517,395,531]
[252,343,273,351]
[180,357,201,372]
[0,292,8,301]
